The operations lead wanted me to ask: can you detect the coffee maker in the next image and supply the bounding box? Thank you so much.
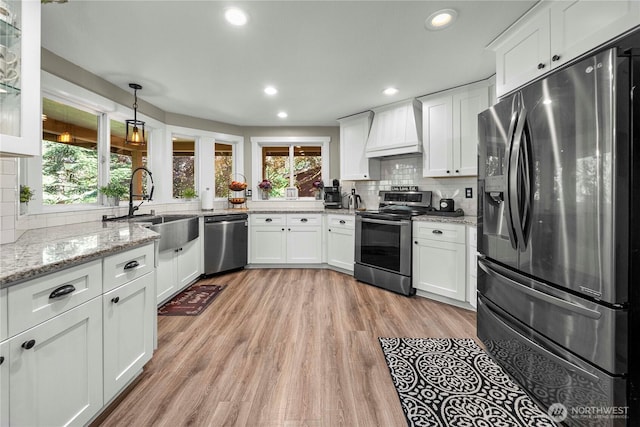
[324,179,342,209]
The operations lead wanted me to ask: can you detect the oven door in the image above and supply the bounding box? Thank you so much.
[355,215,411,276]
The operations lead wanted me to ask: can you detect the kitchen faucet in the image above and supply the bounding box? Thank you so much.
[128,167,155,217]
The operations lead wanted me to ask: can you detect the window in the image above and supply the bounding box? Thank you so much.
[173,136,196,198]
[215,143,233,198]
[251,136,330,199]
[41,98,99,205]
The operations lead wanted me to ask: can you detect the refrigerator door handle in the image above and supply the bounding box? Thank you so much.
[504,98,520,250]
[478,259,602,319]
[510,104,529,251]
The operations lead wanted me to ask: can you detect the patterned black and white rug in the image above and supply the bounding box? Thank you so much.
[379,337,557,427]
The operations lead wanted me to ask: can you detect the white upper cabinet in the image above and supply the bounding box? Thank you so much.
[365,99,422,158]
[491,0,640,97]
[0,0,41,157]
[420,82,489,178]
[338,111,380,181]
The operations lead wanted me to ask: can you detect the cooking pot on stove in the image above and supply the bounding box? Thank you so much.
[439,198,455,212]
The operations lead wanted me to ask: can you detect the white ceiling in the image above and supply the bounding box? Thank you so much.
[41,1,535,127]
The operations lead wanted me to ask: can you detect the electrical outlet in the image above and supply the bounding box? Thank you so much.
[246,189,252,197]
[465,187,473,198]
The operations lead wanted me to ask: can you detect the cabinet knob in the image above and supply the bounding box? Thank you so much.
[281,228,285,231]
[414,241,418,244]
[552,54,561,62]
[0,356,4,365]
[123,260,139,271]
[111,296,120,304]
[175,248,180,253]
[446,170,450,174]
[288,228,291,231]
[537,63,545,70]
[328,229,332,232]
[455,169,459,173]
[22,340,36,350]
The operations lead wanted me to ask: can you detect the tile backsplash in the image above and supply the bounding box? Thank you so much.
[0,158,18,244]
[342,154,478,215]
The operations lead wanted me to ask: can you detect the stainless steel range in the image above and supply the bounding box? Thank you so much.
[354,189,431,296]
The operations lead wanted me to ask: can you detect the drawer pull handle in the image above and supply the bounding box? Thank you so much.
[339,220,346,224]
[432,230,443,235]
[111,297,120,304]
[22,340,36,350]
[301,218,308,223]
[124,260,139,271]
[537,63,545,70]
[265,218,273,222]
[0,356,4,365]
[49,284,76,299]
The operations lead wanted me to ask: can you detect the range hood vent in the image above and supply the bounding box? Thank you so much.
[365,98,422,158]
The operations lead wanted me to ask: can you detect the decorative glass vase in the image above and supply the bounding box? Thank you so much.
[261,190,270,200]
[315,189,322,200]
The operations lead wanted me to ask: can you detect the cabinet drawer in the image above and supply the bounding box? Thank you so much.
[414,222,465,244]
[250,214,286,226]
[287,214,322,226]
[103,244,155,293]
[327,214,355,229]
[7,260,102,337]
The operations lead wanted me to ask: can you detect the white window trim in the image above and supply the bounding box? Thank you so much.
[250,136,330,200]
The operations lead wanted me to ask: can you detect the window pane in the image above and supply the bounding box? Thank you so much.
[262,146,290,198]
[215,143,233,198]
[294,146,322,197]
[41,98,99,205]
[173,137,195,198]
[110,119,148,200]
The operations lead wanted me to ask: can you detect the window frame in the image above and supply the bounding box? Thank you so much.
[250,136,330,201]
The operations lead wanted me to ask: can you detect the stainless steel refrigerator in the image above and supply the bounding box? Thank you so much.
[477,33,640,426]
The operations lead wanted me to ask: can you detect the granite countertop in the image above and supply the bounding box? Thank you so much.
[0,222,159,288]
[167,208,356,216]
[413,215,477,226]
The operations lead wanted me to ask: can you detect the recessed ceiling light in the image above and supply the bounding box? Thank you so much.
[383,87,399,96]
[277,111,288,118]
[225,7,248,26]
[264,86,278,95]
[425,9,457,30]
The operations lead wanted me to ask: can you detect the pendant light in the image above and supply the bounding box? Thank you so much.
[125,83,146,146]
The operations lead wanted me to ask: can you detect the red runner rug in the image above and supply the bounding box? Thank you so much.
[158,284,226,316]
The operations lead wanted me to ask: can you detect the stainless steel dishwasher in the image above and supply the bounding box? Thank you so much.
[204,213,248,275]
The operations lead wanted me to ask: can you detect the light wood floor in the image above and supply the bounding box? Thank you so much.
[95,268,477,427]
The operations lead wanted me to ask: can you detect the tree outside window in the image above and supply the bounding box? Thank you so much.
[41,98,99,205]
[173,137,196,198]
[261,145,322,198]
[215,143,233,198]
[109,119,147,200]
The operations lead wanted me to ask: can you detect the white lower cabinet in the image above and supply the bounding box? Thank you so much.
[467,226,478,309]
[250,214,322,264]
[326,214,355,272]
[413,222,466,301]
[103,272,155,403]
[0,340,7,427]
[156,237,201,304]
[8,297,103,427]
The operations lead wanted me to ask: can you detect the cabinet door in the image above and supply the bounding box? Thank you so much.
[339,112,379,180]
[250,226,287,263]
[156,249,177,304]
[452,87,489,176]
[327,226,355,272]
[413,239,466,301]
[103,273,154,403]
[177,238,201,289]
[0,288,6,342]
[9,298,103,427]
[287,226,322,264]
[494,10,551,97]
[550,0,640,70]
[0,0,41,157]
[467,226,478,309]
[422,95,453,177]
[0,341,7,427]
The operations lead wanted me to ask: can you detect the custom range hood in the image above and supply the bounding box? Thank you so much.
[365,98,422,158]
